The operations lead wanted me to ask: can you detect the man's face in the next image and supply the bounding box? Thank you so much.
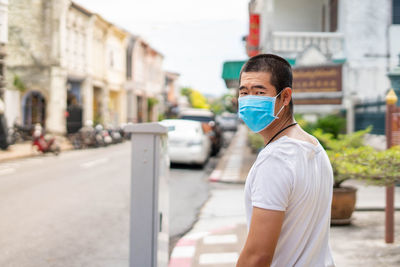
[239,72,278,98]
[239,71,286,124]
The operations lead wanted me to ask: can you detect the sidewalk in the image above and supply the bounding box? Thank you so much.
[169,127,400,267]
[0,137,73,162]
[208,125,256,184]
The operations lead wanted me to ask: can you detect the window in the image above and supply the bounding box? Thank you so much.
[109,50,114,68]
[394,0,400,24]
[330,0,338,32]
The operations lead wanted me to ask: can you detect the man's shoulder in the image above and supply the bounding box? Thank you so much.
[259,137,304,159]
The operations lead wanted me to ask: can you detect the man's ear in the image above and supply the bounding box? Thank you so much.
[281,87,292,106]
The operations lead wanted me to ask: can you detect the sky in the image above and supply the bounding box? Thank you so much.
[74,0,249,97]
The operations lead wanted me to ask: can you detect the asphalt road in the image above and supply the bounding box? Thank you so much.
[0,141,214,267]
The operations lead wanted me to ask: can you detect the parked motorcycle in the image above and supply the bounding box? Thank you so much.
[95,124,112,146]
[32,124,61,155]
[106,125,123,144]
[12,122,34,142]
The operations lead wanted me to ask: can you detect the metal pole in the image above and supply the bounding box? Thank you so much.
[385,185,395,243]
[385,89,397,243]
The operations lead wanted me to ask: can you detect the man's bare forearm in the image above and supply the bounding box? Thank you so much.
[236,249,272,267]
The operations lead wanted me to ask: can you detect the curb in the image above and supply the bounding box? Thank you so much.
[208,169,246,185]
[0,143,73,163]
[168,225,238,267]
[355,207,400,211]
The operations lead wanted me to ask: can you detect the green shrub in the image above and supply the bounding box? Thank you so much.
[295,113,346,139]
[314,114,346,139]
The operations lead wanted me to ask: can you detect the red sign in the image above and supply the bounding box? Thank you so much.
[247,14,260,57]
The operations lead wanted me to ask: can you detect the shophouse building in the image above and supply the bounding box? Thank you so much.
[126,36,164,123]
[104,24,128,126]
[6,0,132,134]
[0,0,7,100]
[6,0,69,133]
[0,0,8,149]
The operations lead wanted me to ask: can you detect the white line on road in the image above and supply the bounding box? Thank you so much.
[199,252,239,265]
[81,158,110,169]
[171,246,196,258]
[203,234,238,245]
[0,168,16,176]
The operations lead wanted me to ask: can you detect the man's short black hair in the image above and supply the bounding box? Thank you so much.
[239,54,293,112]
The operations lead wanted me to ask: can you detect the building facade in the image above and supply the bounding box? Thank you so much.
[163,71,180,118]
[0,0,7,100]
[223,0,400,133]
[6,0,69,133]
[6,0,141,134]
[126,36,164,123]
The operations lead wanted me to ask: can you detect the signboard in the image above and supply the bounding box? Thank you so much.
[292,64,343,105]
[247,13,260,57]
[391,111,400,146]
[293,65,342,93]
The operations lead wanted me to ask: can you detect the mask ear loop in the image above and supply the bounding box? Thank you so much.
[274,90,286,119]
[275,104,285,118]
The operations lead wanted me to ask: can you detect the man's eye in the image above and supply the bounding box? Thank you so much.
[256,91,265,95]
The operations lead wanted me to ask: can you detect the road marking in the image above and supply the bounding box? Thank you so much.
[208,170,222,182]
[203,234,238,245]
[0,168,16,176]
[81,158,109,169]
[185,231,210,240]
[199,252,239,265]
[168,258,192,267]
[171,246,196,258]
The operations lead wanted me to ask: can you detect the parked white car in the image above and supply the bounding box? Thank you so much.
[160,119,211,166]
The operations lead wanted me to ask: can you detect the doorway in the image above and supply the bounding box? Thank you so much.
[22,91,46,128]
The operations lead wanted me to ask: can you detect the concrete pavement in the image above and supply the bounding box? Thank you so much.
[169,126,400,267]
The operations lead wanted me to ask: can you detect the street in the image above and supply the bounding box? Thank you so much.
[0,142,215,267]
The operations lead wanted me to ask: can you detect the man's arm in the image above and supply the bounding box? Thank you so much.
[236,207,285,267]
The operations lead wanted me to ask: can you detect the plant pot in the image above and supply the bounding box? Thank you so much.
[331,186,357,225]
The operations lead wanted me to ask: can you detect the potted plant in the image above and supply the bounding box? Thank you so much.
[313,127,372,225]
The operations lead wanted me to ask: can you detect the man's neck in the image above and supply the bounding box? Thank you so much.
[259,113,295,145]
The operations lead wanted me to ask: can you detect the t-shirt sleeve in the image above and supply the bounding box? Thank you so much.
[251,155,293,211]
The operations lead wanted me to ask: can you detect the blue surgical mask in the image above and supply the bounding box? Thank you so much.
[238,92,285,133]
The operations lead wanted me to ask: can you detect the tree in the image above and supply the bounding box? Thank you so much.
[180,87,210,109]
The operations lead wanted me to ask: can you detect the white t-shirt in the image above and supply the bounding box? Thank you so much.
[245,136,335,267]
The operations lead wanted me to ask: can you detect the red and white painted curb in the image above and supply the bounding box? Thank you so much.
[208,170,222,182]
[168,225,237,267]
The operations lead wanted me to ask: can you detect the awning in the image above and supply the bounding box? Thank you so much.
[221,61,246,89]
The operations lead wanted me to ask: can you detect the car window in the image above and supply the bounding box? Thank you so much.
[180,115,212,122]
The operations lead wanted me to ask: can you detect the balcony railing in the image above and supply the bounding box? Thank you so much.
[270,31,344,58]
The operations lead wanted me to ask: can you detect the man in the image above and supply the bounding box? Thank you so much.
[236,54,335,267]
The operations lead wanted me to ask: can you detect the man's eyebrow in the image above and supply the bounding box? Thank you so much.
[239,85,267,90]
[251,85,267,89]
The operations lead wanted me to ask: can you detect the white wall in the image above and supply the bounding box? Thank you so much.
[270,0,324,32]
[259,0,324,52]
[105,32,126,87]
[340,0,391,99]
[0,0,8,44]
[64,7,90,75]
[389,25,400,68]
[4,89,20,127]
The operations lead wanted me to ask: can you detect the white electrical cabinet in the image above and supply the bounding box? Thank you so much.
[126,123,170,267]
